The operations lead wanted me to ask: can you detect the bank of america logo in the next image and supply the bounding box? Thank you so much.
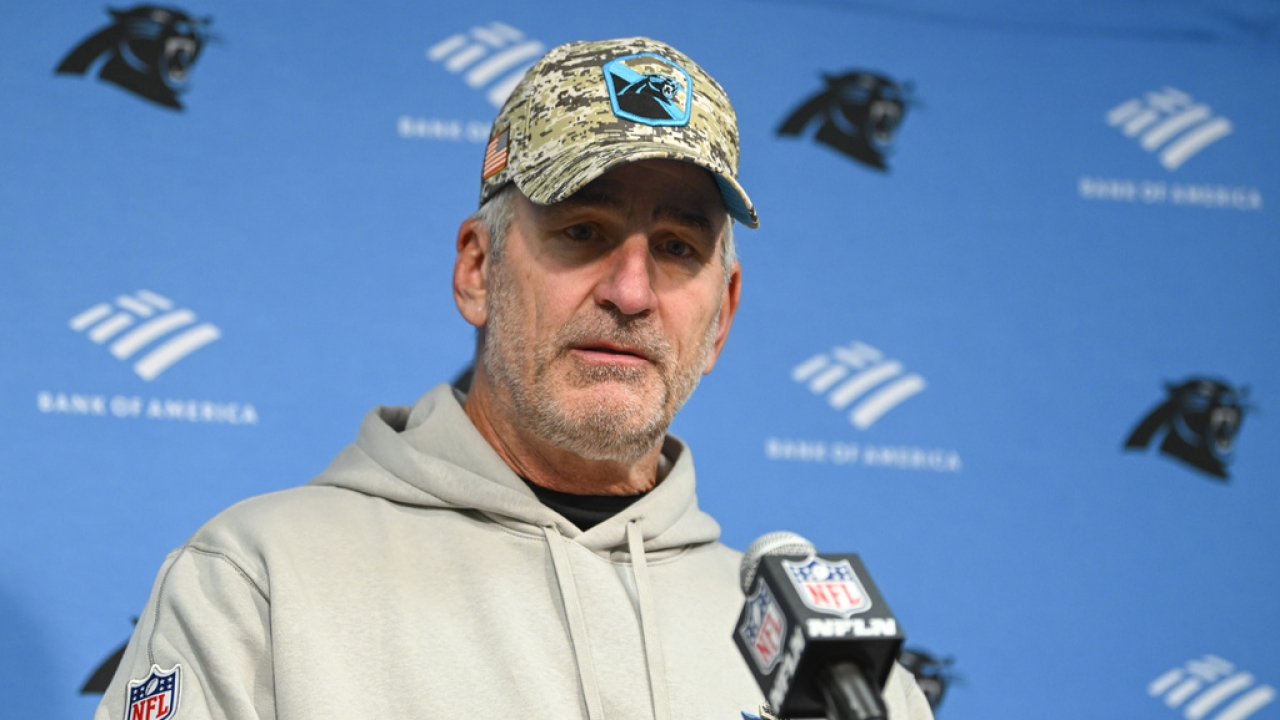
[1107,87,1233,171]
[1149,655,1275,720]
[792,341,926,430]
[427,22,545,107]
[70,290,221,381]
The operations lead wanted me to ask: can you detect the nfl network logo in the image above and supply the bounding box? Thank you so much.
[792,341,926,430]
[1149,655,1274,720]
[739,582,787,673]
[70,290,220,381]
[1107,87,1233,171]
[126,665,180,720]
[783,557,872,618]
[427,22,545,107]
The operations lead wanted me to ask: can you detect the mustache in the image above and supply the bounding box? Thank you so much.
[555,310,672,368]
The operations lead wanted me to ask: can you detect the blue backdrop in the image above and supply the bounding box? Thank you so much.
[3,1,1277,719]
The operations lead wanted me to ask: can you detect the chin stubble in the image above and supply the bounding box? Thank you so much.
[482,260,720,464]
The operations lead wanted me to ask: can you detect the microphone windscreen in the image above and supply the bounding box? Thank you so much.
[740,531,816,593]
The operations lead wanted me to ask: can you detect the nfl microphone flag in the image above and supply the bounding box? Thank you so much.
[736,551,905,719]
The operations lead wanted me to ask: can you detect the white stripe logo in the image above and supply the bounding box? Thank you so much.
[427,22,545,107]
[1149,655,1275,720]
[792,341,926,430]
[69,290,221,381]
[1107,87,1233,171]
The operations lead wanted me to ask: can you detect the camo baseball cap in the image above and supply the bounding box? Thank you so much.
[478,37,759,228]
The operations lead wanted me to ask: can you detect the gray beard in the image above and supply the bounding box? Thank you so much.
[482,260,720,464]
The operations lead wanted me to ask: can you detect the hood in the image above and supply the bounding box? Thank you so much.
[308,383,723,556]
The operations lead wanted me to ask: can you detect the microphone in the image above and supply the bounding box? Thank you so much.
[734,532,905,720]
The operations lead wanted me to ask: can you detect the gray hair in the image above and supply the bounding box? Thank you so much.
[470,183,738,279]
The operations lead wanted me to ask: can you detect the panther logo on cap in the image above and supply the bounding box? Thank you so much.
[603,53,692,126]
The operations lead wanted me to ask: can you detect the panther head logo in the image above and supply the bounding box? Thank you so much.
[602,53,692,127]
[1125,378,1250,480]
[611,72,683,122]
[56,5,213,110]
[778,71,913,170]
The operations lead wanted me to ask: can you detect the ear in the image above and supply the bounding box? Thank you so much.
[453,217,491,328]
[703,260,742,374]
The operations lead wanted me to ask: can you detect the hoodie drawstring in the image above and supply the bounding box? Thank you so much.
[628,519,672,720]
[542,521,673,720]
[543,524,605,720]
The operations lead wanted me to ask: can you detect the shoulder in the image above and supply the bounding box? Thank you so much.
[193,485,358,539]
[183,485,381,574]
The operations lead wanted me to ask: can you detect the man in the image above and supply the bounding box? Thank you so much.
[96,37,933,720]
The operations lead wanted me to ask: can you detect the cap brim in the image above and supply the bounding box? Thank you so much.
[516,143,759,229]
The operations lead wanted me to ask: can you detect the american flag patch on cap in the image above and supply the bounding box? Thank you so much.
[481,128,509,180]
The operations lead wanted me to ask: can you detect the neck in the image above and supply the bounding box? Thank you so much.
[463,370,663,496]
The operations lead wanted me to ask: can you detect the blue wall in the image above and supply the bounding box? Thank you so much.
[3,1,1277,718]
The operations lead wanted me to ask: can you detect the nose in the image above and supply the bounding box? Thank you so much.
[593,235,658,317]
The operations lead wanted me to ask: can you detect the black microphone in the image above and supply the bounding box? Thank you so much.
[734,532,905,720]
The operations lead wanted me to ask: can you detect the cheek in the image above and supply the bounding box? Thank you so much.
[668,292,720,351]
[537,273,600,328]
[515,284,576,353]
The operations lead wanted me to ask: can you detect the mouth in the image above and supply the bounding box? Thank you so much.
[571,342,652,366]
[164,37,198,81]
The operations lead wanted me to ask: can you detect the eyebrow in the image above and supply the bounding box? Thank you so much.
[557,189,715,234]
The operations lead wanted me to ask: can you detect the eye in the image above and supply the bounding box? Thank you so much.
[565,224,596,242]
[659,238,694,258]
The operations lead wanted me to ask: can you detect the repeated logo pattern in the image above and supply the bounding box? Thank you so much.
[792,341,926,429]
[1107,88,1233,171]
[70,290,221,381]
[1125,378,1248,480]
[426,22,545,107]
[55,5,212,110]
[778,70,912,170]
[1149,655,1274,720]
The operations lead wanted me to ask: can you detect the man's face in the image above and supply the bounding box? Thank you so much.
[480,159,739,463]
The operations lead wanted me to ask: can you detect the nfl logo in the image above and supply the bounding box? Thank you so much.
[738,582,787,673]
[125,665,180,720]
[783,557,873,618]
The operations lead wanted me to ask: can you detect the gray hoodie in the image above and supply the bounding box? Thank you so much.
[96,384,933,720]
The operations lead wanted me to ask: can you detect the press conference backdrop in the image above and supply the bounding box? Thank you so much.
[2,1,1277,718]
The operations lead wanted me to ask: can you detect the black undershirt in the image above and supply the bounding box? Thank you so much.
[523,479,648,531]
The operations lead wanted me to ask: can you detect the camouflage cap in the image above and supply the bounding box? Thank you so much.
[478,37,759,228]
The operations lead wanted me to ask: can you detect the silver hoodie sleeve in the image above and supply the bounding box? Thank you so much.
[93,545,276,720]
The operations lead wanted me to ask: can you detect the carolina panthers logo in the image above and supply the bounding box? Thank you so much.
[56,5,213,110]
[603,53,692,127]
[778,71,913,170]
[1125,378,1250,480]
[617,74,679,117]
